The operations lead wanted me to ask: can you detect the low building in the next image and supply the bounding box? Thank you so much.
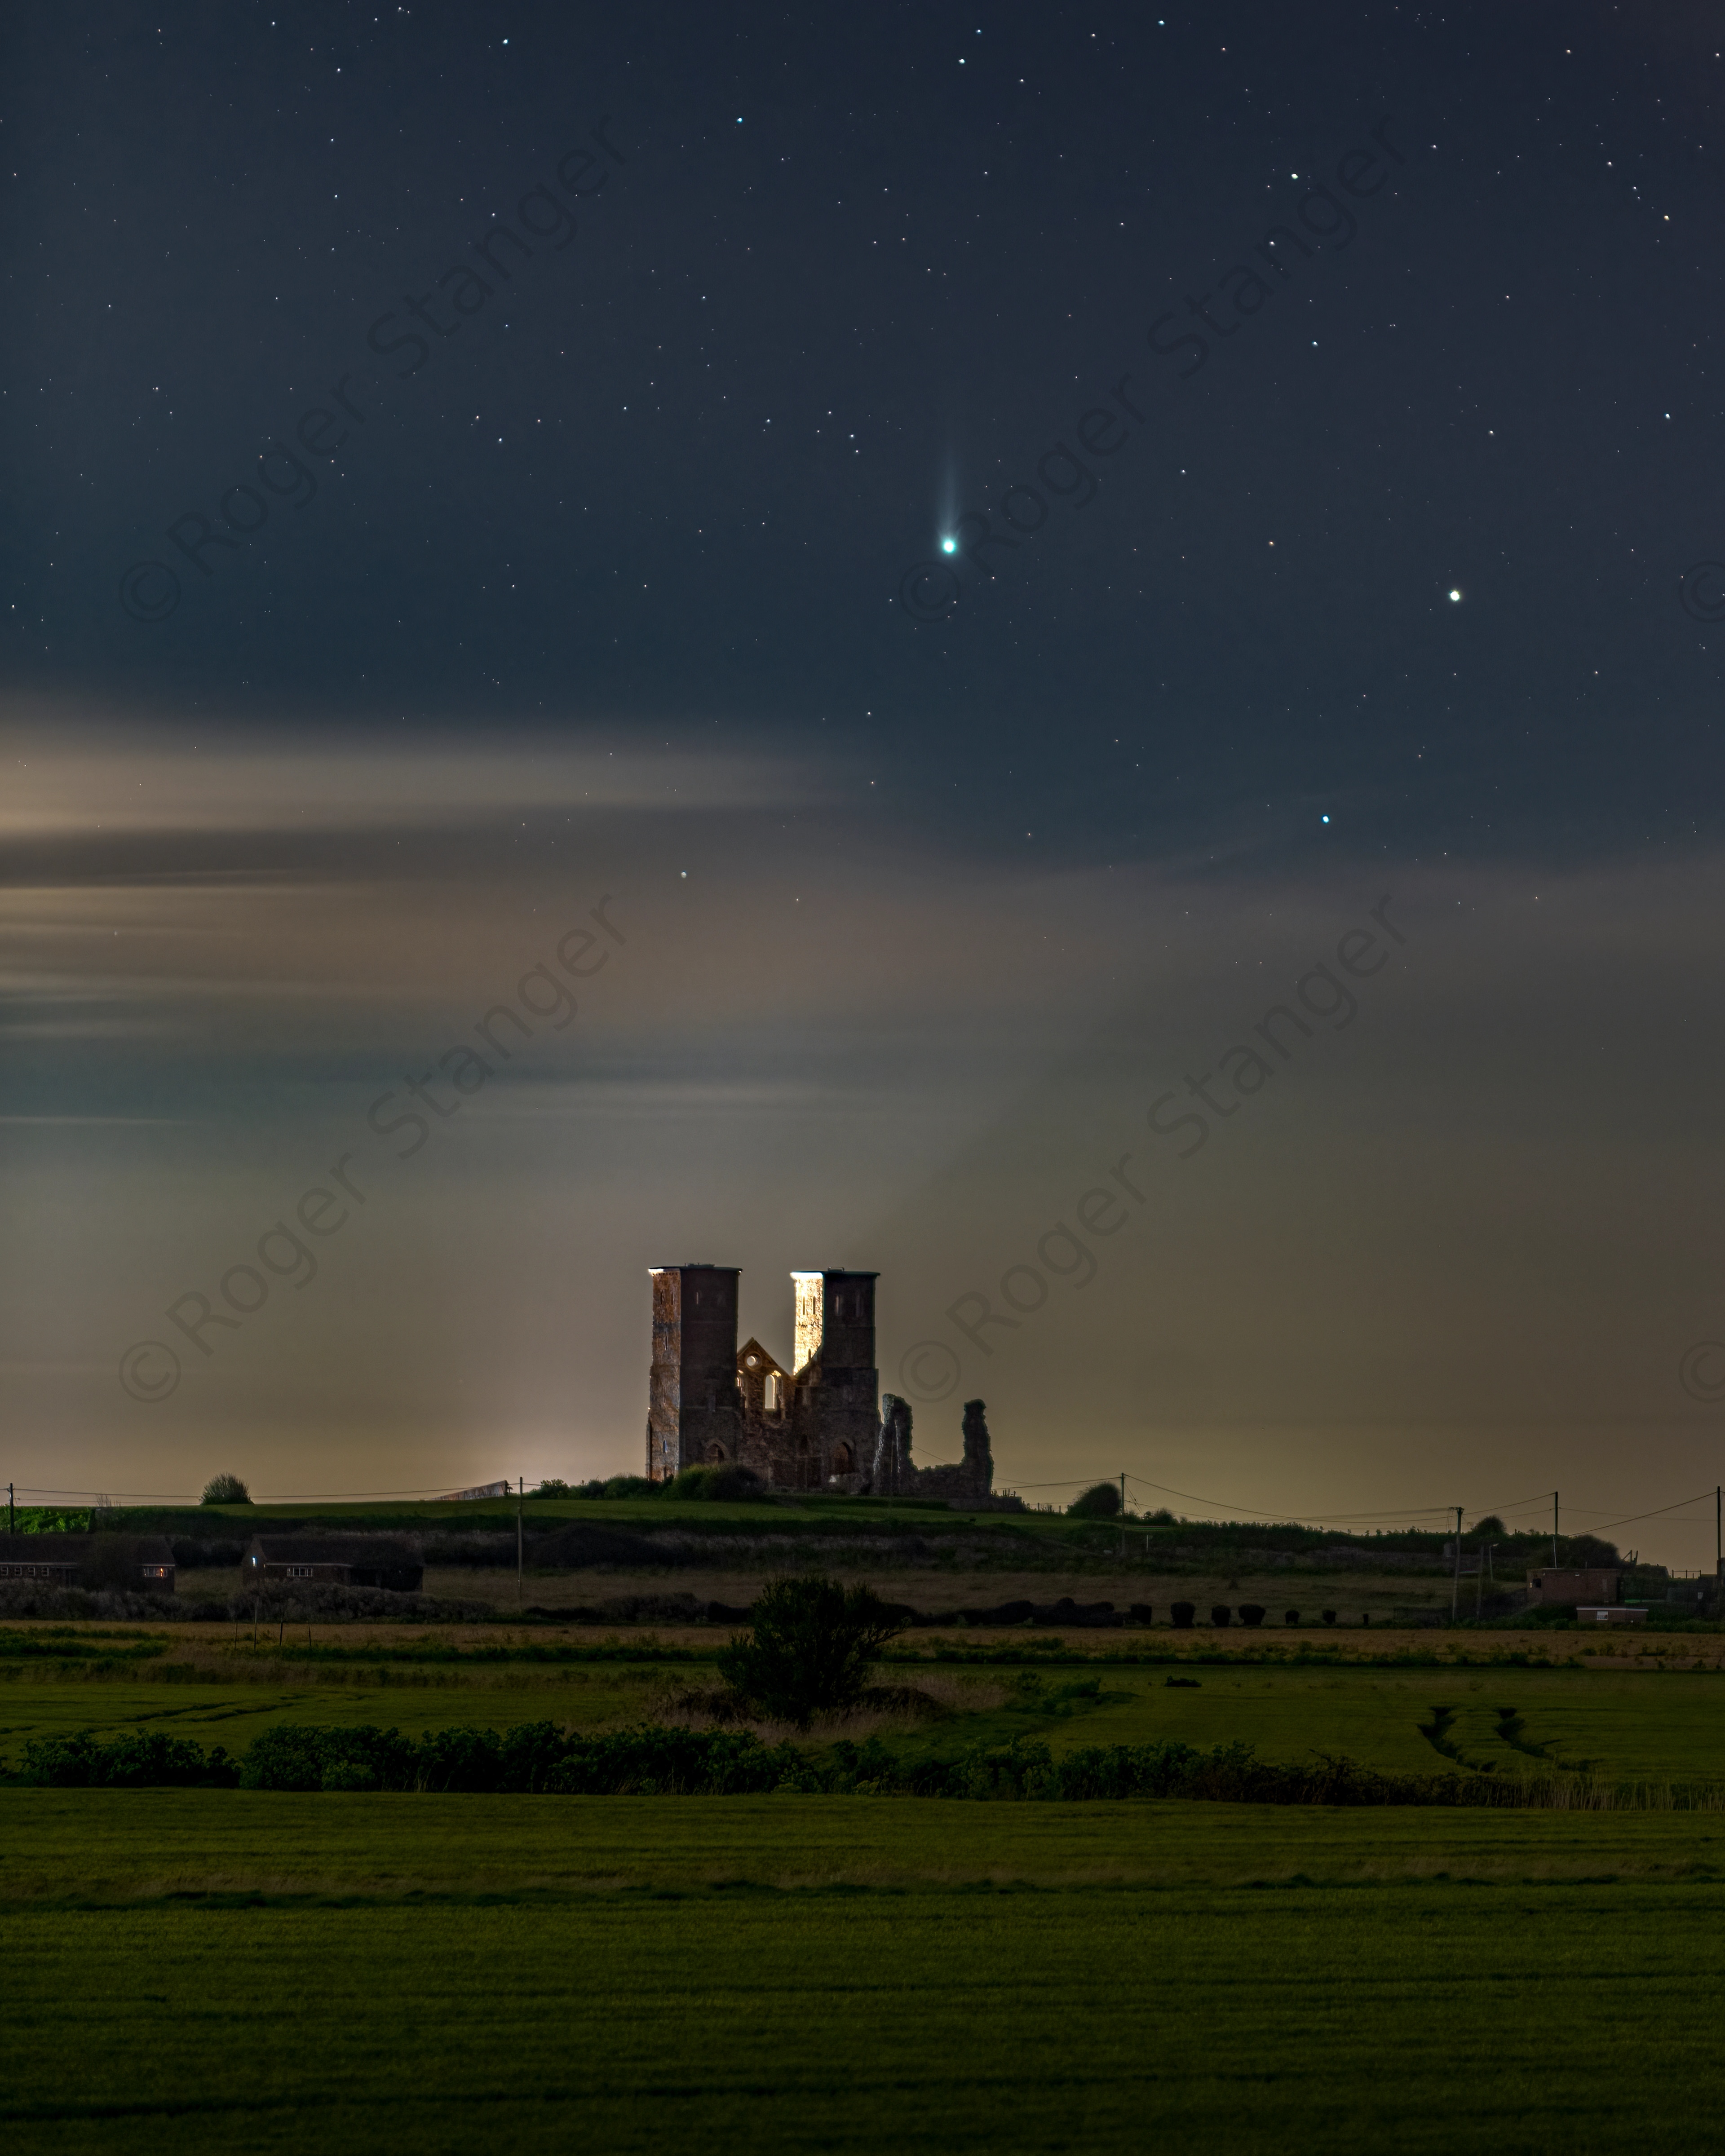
[0,1533,175,1592]
[1529,1567,1620,1606]
[241,1536,423,1591]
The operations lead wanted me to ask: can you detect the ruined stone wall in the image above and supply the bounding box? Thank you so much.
[861,1394,993,1503]
[736,1341,809,1488]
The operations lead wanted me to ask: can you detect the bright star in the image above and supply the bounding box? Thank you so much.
[941,538,956,554]
[1449,589,1462,602]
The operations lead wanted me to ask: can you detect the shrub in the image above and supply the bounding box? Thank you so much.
[1321,1609,1337,1626]
[1237,1604,1265,1627]
[534,1478,572,1497]
[18,1731,238,1788]
[1284,1608,1300,1625]
[1170,1601,1195,1628]
[716,1575,905,1727]
[321,1759,378,1792]
[602,1475,656,1499]
[1067,1482,1121,1519]
[239,1723,417,1792]
[663,1463,768,1503]
[201,1473,251,1505]
[1210,1605,1231,1627]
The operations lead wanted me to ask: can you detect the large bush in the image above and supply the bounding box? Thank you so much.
[18,1732,238,1787]
[201,1473,251,1505]
[1067,1482,1121,1519]
[662,1463,768,1503]
[716,1575,905,1726]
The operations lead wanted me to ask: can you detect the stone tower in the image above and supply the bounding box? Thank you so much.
[961,1399,993,1494]
[790,1269,879,1485]
[646,1265,741,1481]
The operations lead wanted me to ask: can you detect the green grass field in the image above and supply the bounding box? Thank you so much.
[7,1638,1725,1783]
[11,1642,1725,2150]
[6,1794,1725,2153]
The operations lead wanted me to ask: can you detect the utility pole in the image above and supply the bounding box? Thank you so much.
[1552,1491,1559,1571]
[517,1476,524,1609]
[7,1482,12,1534]
[1716,1487,1721,1614]
[1476,1542,1495,1619]
[1451,1507,1464,1622]
[1119,1471,1127,1560]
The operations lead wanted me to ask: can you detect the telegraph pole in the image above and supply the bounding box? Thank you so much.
[7,1482,12,1534]
[517,1476,524,1609]
[1451,1507,1464,1622]
[1552,1491,1559,1572]
[1119,1471,1127,1560]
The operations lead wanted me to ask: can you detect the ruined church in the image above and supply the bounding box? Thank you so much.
[646,1264,994,1500]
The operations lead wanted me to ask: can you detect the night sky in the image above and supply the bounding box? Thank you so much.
[6,2,1725,1560]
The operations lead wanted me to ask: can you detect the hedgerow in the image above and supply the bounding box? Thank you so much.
[13,1721,1724,1807]
[18,1730,239,1787]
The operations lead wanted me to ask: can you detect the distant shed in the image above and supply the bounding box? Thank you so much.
[242,1536,422,1592]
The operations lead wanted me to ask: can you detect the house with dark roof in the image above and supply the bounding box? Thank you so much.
[242,1536,423,1592]
[0,1534,176,1592]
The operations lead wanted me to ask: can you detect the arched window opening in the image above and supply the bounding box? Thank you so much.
[832,1442,854,1475]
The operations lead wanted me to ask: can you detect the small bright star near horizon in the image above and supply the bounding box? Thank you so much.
[1449,588,1462,601]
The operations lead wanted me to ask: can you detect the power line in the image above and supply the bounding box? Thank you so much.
[1580,1489,1718,1537]
[1470,1489,1558,1520]
[1123,1473,1455,1525]
[4,1482,521,1503]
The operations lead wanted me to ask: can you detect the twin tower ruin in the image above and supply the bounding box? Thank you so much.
[646,1265,995,1502]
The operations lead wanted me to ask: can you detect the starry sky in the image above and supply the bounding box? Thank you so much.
[6,1,1725,1560]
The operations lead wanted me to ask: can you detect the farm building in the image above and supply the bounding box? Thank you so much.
[0,1533,176,1592]
[241,1536,423,1591]
[1529,1567,1620,1606]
